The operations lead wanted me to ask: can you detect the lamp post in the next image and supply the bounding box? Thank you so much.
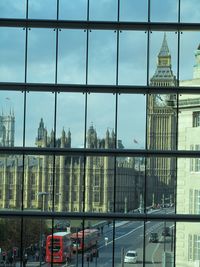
[37,192,49,267]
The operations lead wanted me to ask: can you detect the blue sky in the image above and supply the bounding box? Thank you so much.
[0,1,200,148]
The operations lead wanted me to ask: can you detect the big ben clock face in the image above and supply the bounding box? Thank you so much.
[155,94,168,106]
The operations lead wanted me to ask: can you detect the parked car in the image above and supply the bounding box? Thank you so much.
[149,232,159,243]
[124,250,138,263]
[162,227,170,236]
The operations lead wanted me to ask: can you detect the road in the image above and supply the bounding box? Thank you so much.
[12,208,174,267]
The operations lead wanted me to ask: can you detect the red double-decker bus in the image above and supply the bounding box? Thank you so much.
[46,231,72,263]
[71,229,99,253]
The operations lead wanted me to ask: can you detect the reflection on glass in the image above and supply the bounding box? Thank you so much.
[87,93,115,148]
[58,29,86,84]
[23,155,53,211]
[88,30,117,85]
[149,31,177,84]
[84,157,114,212]
[116,157,145,214]
[180,0,200,23]
[0,155,23,210]
[115,221,143,266]
[146,221,175,265]
[28,0,57,19]
[176,222,200,266]
[177,158,200,215]
[119,31,147,85]
[0,0,26,18]
[150,0,178,22]
[59,0,87,20]
[89,0,118,21]
[0,28,25,82]
[0,91,24,147]
[118,94,146,149]
[23,218,51,265]
[178,94,200,150]
[179,32,200,82]
[120,0,147,22]
[0,218,21,262]
[56,93,85,148]
[25,92,55,147]
[27,28,56,83]
[146,157,176,213]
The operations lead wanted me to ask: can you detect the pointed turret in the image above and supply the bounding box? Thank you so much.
[35,118,46,147]
[87,124,97,148]
[61,128,66,148]
[193,44,200,79]
[150,33,176,88]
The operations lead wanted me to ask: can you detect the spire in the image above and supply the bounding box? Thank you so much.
[150,33,176,87]
[193,43,200,79]
[158,33,170,57]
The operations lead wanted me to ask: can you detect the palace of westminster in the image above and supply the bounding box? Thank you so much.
[0,33,191,213]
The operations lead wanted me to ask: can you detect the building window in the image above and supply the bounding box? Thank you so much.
[193,112,200,127]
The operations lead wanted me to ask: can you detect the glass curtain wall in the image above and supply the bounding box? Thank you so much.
[0,0,199,267]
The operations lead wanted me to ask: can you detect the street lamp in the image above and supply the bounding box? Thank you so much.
[37,192,49,267]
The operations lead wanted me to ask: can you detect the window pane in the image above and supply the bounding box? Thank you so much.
[58,30,86,84]
[0,0,26,18]
[0,28,25,82]
[56,93,85,148]
[59,0,87,20]
[116,157,145,213]
[180,0,200,23]
[146,221,175,264]
[149,32,178,86]
[177,158,200,214]
[118,94,146,149]
[0,218,21,262]
[89,0,118,21]
[27,28,56,83]
[147,157,176,212]
[150,0,178,22]
[25,92,55,147]
[23,155,54,211]
[176,223,200,265]
[0,155,23,211]
[28,0,57,19]
[179,32,200,83]
[120,0,147,22]
[178,94,200,151]
[0,91,24,147]
[119,31,147,85]
[87,93,116,148]
[88,30,117,85]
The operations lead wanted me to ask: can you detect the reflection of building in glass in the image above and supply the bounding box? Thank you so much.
[176,44,200,266]
[147,34,177,206]
[0,120,144,213]
[0,110,14,147]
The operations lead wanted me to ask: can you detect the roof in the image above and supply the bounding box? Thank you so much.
[53,231,71,237]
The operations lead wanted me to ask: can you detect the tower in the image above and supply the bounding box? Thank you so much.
[193,44,200,79]
[147,33,177,205]
[0,110,15,147]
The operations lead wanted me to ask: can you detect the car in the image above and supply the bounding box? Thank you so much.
[162,227,170,236]
[124,250,138,263]
[149,232,159,243]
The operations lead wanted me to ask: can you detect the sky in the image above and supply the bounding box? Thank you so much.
[0,0,200,149]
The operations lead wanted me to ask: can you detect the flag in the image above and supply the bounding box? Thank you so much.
[133,139,138,144]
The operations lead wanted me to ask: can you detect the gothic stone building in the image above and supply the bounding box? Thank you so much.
[0,118,143,213]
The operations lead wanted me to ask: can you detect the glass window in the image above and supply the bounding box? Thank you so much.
[0,0,26,18]
[0,28,25,82]
[59,0,87,20]
[28,0,57,19]
[120,0,147,22]
[27,28,56,83]
[88,30,117,85]
[89,0,118,21]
